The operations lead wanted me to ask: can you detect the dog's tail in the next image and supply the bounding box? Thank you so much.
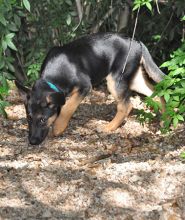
[140,42,165,83]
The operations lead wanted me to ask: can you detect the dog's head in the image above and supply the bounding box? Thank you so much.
[15,80,65,145]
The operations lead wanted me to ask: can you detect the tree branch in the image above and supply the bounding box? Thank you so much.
[91,6,116,33]
[117,2,130,32]
[75,0,83,22]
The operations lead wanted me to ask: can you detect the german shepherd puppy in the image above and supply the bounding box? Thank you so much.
[16,33,165,145]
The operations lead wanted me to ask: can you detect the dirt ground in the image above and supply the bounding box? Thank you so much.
[0,87,185,220]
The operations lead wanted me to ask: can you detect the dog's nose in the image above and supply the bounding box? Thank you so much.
[29,137,41,145]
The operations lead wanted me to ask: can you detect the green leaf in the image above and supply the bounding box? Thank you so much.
[7,62,15,72]
[173,117,178,128]
[133,4,140,11]
[181,16,185,21]
[177,114,184,121]
[70,11,77,16]
[23,0,31,12]
[152,35,161,41]
[181,81,185,88]
[7,23,18,32]
[146,2,152,11]
[2,40,7,51]
[164,93,170,102]
[160,61,170,68]
[173,96,179,101]
[6,40,17,51]
[171,68,184,76]
[14,14,21,27]
[0,60,5,69]
[180,152,185,159]
[66,15,71,25]
[0,14,7,26]
[65,0,72,6]
[6,33,15,39]
[170,101,179,108]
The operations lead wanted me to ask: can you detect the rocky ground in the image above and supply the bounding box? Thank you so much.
[0,87,185,220]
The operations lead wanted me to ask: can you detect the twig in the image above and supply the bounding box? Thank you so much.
[80,153,112,166]
[117,2,130,32]
[182,22,185,41]
[155,0,161,14]
[75,0,83,22]
[152,11,174,53]
[91,6,116,33]
[73,0,83,32]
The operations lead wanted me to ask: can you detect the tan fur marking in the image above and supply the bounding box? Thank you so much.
[131,66,166,113]
[46,95,51,103]
[106,74,118,100]
[104,101,133,132]
[53,88,83,136]
[47,114,57,127]
[103,74,133,132]
[130,66,154,96]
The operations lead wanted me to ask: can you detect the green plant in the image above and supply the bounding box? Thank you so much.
[27,63,41,84]
[0,75,9,116]
[139,41,185,132]
[133,0,152,11]
[180,152,185,159]
[0,0,30,116]
[26,52,44,85]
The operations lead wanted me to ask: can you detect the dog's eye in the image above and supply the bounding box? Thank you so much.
[27,114,32,121]
[40,118,46,124]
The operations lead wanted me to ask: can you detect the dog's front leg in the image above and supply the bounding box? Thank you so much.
[53,89,84,136]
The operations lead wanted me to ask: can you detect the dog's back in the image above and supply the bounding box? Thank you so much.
[40,33,144,85]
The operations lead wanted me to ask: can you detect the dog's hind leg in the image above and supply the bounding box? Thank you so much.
[53,85,90,136]
[104,100,132,132]
[102,74,133,132]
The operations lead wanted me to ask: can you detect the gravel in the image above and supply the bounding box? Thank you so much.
[0,89,185,219]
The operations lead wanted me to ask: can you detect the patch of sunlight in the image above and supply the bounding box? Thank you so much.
[0,147,13,157]
[102,188,135,208]
[0,161,28,169]
[0,198,25,207]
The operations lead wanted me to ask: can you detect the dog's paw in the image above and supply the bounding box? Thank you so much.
[52,126,65,137]
[96,124,116,133]
[53,120,68,136]
[52,129,62,137]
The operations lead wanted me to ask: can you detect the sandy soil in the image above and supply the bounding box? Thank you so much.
[0,88,185,220]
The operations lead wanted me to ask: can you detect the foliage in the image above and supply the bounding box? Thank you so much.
[134,0,185,66]
[26,52,44,85]
[0,75,9,116]
[133,0,152,12]
[180,152,185,159]
[139,41,185,132]
[132,0,185,133]
[0,0,30,116]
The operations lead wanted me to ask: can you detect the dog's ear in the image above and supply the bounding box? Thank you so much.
[15,80,30,102]
[47,92,66,107]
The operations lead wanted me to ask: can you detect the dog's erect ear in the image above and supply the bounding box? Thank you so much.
[15,80,30,102]
[47,92,66,106]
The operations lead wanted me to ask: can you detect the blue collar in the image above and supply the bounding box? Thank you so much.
[45,81,61,93]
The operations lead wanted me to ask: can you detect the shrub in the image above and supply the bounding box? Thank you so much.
[138,42,185,132]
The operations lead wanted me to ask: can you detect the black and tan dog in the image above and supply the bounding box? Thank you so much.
[16,33,165,145]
